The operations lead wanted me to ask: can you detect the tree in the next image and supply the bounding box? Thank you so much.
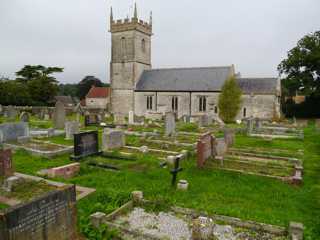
[58,83,78,98]
[16,65,63,105]
[218,76,242,123]
[0,78,32,105]
[77,76,104,100]
[278,31,320,97]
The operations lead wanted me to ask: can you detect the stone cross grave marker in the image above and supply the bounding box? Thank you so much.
[170,154,183,187]
[71,131,101,160]
[0,149,13,177]
[197,132,214,168]
[19,112,29,122]
[102,129,125,151]
[65,121,79,140]
[165,112,176,136]
[128,111,134,125]
[53,101,66,129]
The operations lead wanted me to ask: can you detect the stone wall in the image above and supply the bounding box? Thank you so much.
[134,92,278,119]
[85,97,109,109]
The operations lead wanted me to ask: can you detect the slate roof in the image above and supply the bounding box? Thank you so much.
[135,66,233,92]
[86,86,111,98]
[135,66,278,94]
[237,78,278,94]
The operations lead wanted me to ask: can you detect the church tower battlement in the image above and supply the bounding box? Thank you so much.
[110,3,153,114]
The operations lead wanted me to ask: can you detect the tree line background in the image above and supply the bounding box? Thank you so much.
[0,65,109,106]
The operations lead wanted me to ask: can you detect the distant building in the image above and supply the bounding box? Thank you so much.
[109,4,281,119]
[85,86,111,109]
[54,96,75,107]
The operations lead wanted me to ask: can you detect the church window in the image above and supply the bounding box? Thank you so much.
[142,39,146,53]
[214,106,218,114]
[172,96,178,112]
[147,96,153,110]
[199,96,207,112]
[243,107,247,117]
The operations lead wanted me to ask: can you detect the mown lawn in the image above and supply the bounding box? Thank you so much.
[9,125,320,239]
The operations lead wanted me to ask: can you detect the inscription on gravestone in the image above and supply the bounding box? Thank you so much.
[0,185,77,240]
[71,131,100,160]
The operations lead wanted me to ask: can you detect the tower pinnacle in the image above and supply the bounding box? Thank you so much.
[110,7,113,22]
[133,2,138,19]
[150,11,153,25]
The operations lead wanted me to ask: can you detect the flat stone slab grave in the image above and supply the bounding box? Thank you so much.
[91,193,291,240]
[4,140,73,158]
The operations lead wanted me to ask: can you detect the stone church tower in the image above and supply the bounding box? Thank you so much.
[110,4,153,114]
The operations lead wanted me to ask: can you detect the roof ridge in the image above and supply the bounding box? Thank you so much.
[144,65,232,72]
[238,77,277,80]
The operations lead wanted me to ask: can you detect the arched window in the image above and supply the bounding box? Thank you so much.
[243,107,247,118]
[141,39,146,53]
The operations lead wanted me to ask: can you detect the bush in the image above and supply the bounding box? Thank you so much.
[218,76,242,123]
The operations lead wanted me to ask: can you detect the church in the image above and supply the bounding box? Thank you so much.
[109,4,281,120]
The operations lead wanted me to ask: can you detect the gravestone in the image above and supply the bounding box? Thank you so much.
[45,163,80,179]
[0,122,29,143]
[224,128,235,147]
[182,115,190,123]
[19,112,29,122]
[213,138,227,156]
[246,118,254,134]
[7,106,18,120]
[85,114,99,126]
[197,133,214,168]
[165,112,176,136]
[71,131,100,160]
[255,118,262,129]
[128,111,134,125]
[0,149,13,177]
[65,121,79,140]
[53,101,66,129]
[198,115,209,127]
[114,113,126,125]
[102,129,125,151]
[0,185,77,240]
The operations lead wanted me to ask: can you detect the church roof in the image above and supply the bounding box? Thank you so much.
[135,66,278,94]
[135,66,233,92]
[237,78,278,94]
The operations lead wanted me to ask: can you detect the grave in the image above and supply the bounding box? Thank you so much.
[170,154,183,187]
[65,121,79,140]
[0,185,78,240]
[53,101,66,129]
[0,149,13,177]
[6,106,18,120]
[102,129,125,151]
[128,111,134,125]
[38,163,80,179]
[19,112,29,122]
[165,112,175,136]
[84,114,99,126]
[0,122,29,143]
[197,133,214,168]
[213,138,227,157]
[198,114,210,127]
[71,131,101,160]
[224,128,235,147]
[114,113,126,126]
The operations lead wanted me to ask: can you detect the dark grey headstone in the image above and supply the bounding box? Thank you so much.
[72,131,100,159]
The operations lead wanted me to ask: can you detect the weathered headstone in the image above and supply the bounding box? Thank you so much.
[246,118,254,134]
[0,122,29,143]
[128,111,134,125]
[19,112,29,122]
[102,129,125,151]
[65,121,79,140]
[0,149,13,177]
[197,133,214,168]
[224,128,235,147]
[71,131,100,160]
[114,113,126,125]
[0,185,78,240]
[85,114,99,126]
[53,101,66,129]
[198,115,209,127]
[165,112,176,136]
[7,106,18,120]
[213,138,227,156]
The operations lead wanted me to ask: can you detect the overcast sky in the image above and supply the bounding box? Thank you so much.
[0,0,319,84]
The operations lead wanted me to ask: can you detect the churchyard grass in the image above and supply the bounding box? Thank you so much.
[0,203,8,210]
[9,125,320,239]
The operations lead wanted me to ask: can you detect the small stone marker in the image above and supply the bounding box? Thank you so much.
[71,131,101,160]
[224,128,235,147]
[289,222,304,240]
[132,191,144,205]
[65,121,79,140]
[53,101,66,129]
[165,112,176,136]
[0,149,13,177]
[170,155,183,187]
[102,129,125,151]
[197,133,214,168]
[177,179,188,191]
[128,111,134,125]
[19,112,29,122]
[90,212,107,229]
